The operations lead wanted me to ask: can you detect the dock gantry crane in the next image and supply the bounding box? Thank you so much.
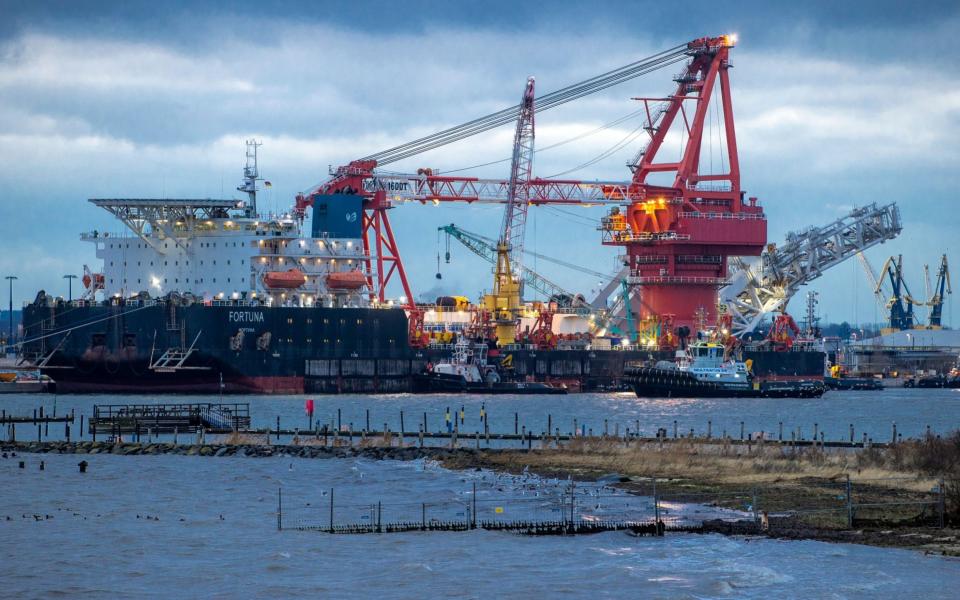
[875,254,924,331]
[925,254,951,328]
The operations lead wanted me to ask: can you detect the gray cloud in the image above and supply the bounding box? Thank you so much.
[1,5,959,325]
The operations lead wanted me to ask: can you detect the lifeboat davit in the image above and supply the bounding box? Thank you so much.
[263,269,307,289]
[325,271,367,290]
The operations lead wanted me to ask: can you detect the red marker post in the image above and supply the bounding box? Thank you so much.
[305,399,315,431]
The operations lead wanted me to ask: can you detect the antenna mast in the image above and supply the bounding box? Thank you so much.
[238,139,262,217]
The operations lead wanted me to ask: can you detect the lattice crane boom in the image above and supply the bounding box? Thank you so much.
[439,224,587,308]
[501,76,536,290]
[721,202,902,336]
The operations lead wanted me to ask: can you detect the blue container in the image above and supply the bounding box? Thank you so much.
[311,195,362,239]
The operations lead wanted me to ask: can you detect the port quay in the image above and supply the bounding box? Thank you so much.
[3,4,960,598]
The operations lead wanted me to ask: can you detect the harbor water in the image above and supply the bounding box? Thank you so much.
[3,453,960,598]
[3,388,959,442]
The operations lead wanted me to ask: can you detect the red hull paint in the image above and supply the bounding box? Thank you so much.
[238,376,305,394]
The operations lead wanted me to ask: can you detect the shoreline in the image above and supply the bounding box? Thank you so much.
[4,439,958,556]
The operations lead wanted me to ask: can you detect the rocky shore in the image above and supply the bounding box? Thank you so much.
[0,440,486,461]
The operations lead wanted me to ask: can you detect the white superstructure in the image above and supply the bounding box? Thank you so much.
[82,141,370,308]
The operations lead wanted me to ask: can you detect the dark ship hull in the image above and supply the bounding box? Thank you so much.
[411,372,567,394]
[21,298,826,394]
[625,366,826,398]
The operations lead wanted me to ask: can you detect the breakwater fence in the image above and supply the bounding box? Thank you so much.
[80,403,946,450]
[3,401,951,452]
[278,479,690,536]
[277,474,948,537]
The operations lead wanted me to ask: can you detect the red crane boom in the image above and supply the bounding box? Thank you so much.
[295,35,765,340]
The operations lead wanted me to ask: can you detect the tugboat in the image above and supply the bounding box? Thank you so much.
[413,340,566,394]
[625,341,824,398]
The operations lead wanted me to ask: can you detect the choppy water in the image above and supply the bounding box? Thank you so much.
[2,453,959,598]
[3,388,960,443]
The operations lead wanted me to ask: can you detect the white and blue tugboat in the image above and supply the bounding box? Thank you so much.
[625,341,824,398]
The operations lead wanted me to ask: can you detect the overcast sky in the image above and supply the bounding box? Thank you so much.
[1,0,958,326]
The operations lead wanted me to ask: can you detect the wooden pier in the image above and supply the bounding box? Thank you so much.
[89,403,251,434]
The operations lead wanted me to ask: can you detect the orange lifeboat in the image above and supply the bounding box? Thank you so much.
[325,271,367,290]
[263,269,307,289]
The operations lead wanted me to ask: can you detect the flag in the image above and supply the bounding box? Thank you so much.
[264,181,272,188]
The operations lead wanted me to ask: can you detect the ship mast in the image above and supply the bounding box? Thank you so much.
[238,139,261,217]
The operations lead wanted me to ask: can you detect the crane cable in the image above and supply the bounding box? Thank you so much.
[439,106,648,175]
[362,44,689,165]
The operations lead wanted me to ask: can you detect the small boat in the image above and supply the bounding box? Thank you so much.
[262,269,307,289]
[413,340,566,394]
[325,270,367,290]
[625,341,824,398]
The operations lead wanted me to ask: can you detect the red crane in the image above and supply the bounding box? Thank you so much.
[295,35,764,341]
[602,35,766,333]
